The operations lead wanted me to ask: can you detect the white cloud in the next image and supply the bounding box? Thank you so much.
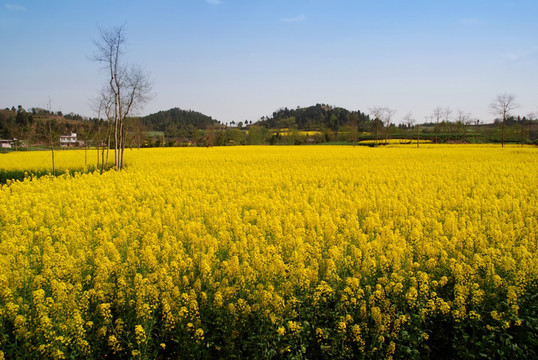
[280,14,306,23]
[206,0,224,5]
[4,3,27,11]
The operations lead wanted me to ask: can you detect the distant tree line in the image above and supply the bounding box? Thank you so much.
[2,100,537,150]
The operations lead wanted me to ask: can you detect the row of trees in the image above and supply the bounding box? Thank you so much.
[255,100,536,146]
[2,101,536,152]
[2,105,84,119]
[367,93,536,148]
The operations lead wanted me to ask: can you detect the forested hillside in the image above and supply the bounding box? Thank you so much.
[256,104,371,131]
[140,108,219,132]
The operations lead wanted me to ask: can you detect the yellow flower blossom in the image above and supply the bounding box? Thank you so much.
[287,321,301,333]
[134,325,146,345]
[195,328,204,341]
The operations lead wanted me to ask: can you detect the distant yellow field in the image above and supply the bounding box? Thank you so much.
[0,145,537,359]
[272,129,322,136]
[359,139,432,144]
[0,148,104,171]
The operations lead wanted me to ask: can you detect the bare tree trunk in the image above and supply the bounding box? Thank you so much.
[50,135,55,177]
[116,64,124,169]
[106,134,110,169]
[114,115,119,169]
[119,123,125,169]
[51,146,55,176]
[106,119,111,172]
[101,146,106,174]
[48,122,56,176]
[490,94,518,148]
[501,115,506,147]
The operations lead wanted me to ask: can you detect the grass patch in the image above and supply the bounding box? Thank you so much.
[0,164,114,185]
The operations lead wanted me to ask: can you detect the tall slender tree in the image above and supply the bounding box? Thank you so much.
[369,107,395,145]
[432,106,443,143]
[369,107,385,146]
[490,93,518,147]
[92,88,114,173]
[403,112,415,143]
[92,25,151,170]
[383,108,396,145]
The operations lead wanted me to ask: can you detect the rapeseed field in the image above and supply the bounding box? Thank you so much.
[0,145,537,359]
[0,149,110,184]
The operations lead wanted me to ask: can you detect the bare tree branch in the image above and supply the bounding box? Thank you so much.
[490,93,518,147]
[92,25,151,169]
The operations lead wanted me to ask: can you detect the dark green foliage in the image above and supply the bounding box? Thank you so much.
[139,108,219,137]
[257,104,371,131]
[1,105,537,147]
[0,165,113,185]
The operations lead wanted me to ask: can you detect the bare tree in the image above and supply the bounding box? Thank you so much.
[443,107,452,123]
[45,120,58,176]
[443,107,453,139]
[383,108,396,145]
[432,106,443,143]
[456,110,474,142]
[91,89,114,174]
[369,107,385,146]
[369,107,395,145]
[46,98,56,175]
[403,112,415,143]
[490,93,518,147]
[92,25,151,170]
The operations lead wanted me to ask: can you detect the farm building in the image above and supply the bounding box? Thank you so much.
[0,139,16,149]
[60,133,77,147]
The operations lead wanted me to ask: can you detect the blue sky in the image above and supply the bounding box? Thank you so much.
[1,0,537,124]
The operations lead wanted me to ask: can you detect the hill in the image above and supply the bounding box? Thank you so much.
[255,104,371,131]
[139,108,219,132]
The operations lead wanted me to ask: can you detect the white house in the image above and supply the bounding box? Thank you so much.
[60,133,77,147]
[0,139,15,149]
